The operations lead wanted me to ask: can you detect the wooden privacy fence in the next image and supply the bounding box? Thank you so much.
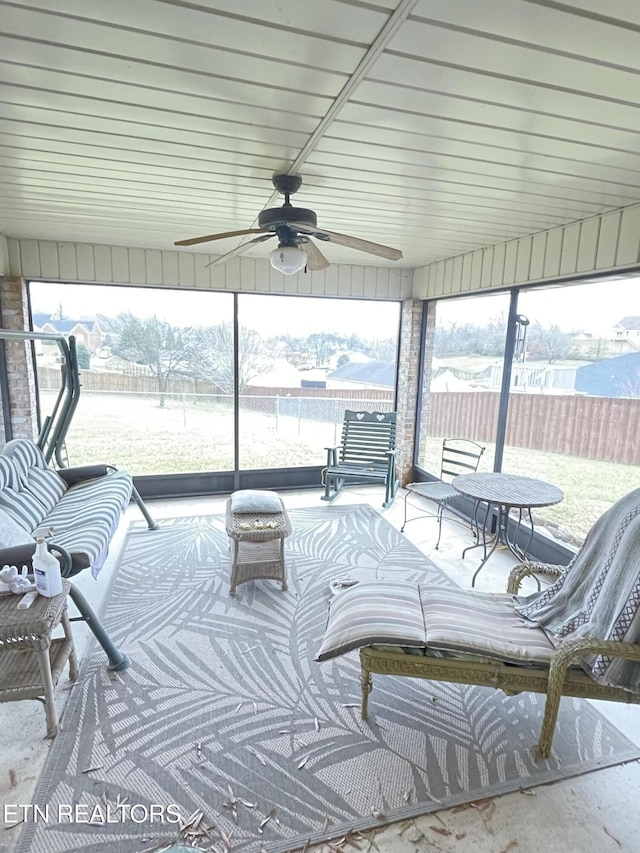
[245,386,393,401]
[427,392,640,466]
[37,366,222,395]
[37,364,638,465]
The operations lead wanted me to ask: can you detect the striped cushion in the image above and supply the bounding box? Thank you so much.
[0,457,20,491]
[0,439,61,529]
[0,483,48,532]
[316,582,426,662]
[3,437,48,474]
[22,467,67,513]
[419,585,555,663]
[33,470,133,575]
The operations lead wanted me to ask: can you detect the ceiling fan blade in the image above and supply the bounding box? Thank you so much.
[299,237,330,271]
[290,223,402,261]
[174,228,267,247]
[204,233,275,269]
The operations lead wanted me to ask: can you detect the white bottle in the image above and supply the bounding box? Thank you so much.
[32,538,63,597]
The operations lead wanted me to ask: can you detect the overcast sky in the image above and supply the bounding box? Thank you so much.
[30,274,638,339]
[30,282,401,340]
[435,275,639,334]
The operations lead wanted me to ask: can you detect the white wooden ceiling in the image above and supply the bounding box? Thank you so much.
[1,0,640,268]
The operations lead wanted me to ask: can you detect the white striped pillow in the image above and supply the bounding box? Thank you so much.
[316,582,426,662]
[0,487,47,532]
[0,457,19,491]
[23,466,67,513]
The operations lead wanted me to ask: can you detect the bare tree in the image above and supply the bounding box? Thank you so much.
[111,313,192,406]
[186,322,271,393]
[526,322,575,363]
[53,301,68,321]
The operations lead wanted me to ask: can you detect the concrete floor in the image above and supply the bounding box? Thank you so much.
[1,486,639,853]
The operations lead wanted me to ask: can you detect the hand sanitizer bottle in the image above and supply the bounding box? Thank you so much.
[32,538,63,597]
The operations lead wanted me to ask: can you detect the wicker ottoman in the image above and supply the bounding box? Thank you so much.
[225,496,292,595]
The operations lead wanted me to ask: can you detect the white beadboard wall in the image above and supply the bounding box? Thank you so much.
[413,202,640,299]
[4,238,414,301]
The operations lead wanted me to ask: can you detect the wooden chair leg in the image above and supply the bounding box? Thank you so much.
[361,661,372,719]
[61,610,79,682]
[35,646,59,738]
[534,659,570,759]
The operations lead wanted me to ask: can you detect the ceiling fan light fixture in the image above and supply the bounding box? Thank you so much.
[269,244,307,276]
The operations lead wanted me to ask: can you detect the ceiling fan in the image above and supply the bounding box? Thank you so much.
[174,174,403,275]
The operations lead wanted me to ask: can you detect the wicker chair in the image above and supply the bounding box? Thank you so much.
[359,560,640,759]
[318,488,640,758]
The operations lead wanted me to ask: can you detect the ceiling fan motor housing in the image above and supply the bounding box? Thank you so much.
[258,206,317,231]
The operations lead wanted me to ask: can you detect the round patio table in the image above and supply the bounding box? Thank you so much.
[453,472,564,587]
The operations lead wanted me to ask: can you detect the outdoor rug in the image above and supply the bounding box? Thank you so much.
[20,504,640,853]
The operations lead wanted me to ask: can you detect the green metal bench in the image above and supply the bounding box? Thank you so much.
[322,410,399,508]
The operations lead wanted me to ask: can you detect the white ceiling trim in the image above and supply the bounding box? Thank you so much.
[413,201,640,299]
[3,236,414,302]
[260,0,420,211]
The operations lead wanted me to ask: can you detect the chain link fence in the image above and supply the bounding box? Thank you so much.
[40,388,394,474]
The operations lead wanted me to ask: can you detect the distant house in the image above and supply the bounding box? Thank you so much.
[430,369,473,392]
[246,359,304,389]
[327,361,395,390]
[575,352,640,398]
[611,316,640,351]
[32,313,104,353]
[486,362,577,392]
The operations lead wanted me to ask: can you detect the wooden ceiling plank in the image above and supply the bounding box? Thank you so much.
[411,0,640,71]
[327,121,640,174]
[6,143,636,209]
[0,105,309,153]
[0,33,347,99]
[336,107,640,165]
[0,158,602,217]
[1,1,366,74]
[0,73,325,132]
[260,0,422,209]
[373,53,640,133]
[340,100,640,162]
[388,17,640,104]
[315,134,640,187]
[302,151,640,202]
[0,137,288,180]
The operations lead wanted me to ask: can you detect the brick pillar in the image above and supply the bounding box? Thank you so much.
[395,299,423,486]
[0,276,38,441]
[416,301,437,469]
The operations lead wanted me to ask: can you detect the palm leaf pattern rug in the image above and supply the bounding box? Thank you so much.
[20,505,640,852]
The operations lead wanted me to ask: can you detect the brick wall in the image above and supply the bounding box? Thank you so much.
[395,299,424,485]
[0,276,38,440]
[416,301,437,464]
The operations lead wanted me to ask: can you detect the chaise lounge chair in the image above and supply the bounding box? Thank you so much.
[317,487,640,757]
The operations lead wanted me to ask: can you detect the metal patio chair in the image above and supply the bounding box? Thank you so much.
[401,438,485,548]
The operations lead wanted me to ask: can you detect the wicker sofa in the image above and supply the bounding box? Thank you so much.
[0,438,155,669]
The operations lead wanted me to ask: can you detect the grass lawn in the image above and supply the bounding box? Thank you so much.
[49,391,335,475]
[419,436,640,545]
[46,391,639,545]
